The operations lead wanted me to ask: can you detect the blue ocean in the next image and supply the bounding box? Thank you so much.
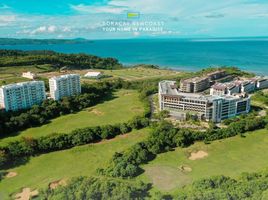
[1,38,268,75]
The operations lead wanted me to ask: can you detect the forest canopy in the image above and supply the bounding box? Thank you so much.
[0,49,122,69]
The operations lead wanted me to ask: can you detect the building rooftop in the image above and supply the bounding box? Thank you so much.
[0,81,44,89]
[212,81,241,90]
[159,80,179,96]
[50,74,80,80]
[84,72,102,77]
[160,80,246,101]
[181,76,208,84]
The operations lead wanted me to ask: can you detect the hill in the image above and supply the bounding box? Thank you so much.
[0,38,90,45]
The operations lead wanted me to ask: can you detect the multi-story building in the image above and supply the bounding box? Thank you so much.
[210,82,241,96]
[180,77,210,93]
[207,70,226,81]
[0,81,46,111]
[211,79,258,96]
[159,80,250,122]
[49,74,81,100]
[180,70,226,93]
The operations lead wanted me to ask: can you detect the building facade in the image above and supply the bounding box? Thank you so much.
[0,81,46,111]
[241,81,256,93]
[159,81,250,122]
[180,70,226,93]
[256,78,268,89]
[49,74,81,100]
[180,77,210,93]
[210,82,241,96]
[207,70,226,81]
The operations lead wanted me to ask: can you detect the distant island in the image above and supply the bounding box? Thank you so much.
[0,38,91,45]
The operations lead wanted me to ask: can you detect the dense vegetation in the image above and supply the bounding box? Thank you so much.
[39,176,151,200]
[252,91,268,106]
[0,49,122,69]
[100,114,267,178]
[0,115,149,168]
[178,170,268,200]
[38,170,268,200]
[199,66,255,78]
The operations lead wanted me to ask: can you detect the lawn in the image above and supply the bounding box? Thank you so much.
[0,65,53,86]
[0,128,151,200]
[39,67,182,83]
[0,89,144,146]
[98,67,181,81]
[137,129,268,195]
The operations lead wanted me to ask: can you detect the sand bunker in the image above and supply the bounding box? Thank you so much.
[15,188,38,200]
[178,165,192,172]
[5,171,17,178]
[49,179,67,189]
[90,109,104,116]
[189,150,208,160]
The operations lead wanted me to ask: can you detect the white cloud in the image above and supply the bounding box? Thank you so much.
[18,25,72,35]
[0,15,16,26]
[47,25,57,33]
[0,15,16,22]
[70,3,127,14]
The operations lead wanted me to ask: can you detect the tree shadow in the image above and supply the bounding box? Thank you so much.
[251,105,263,112]
[1,156,30,170]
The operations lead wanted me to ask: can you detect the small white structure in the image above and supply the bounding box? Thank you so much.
[22,72,36,80]
[84,71,103,79]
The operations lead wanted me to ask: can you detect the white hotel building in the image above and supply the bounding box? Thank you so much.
[49,74,81,100]
[159,80,251,123]
[0,81,46,111]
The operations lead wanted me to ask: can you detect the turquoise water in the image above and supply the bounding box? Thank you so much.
[1,38,268,75]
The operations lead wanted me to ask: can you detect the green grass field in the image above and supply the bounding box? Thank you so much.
[38,67,182,83]
[0,128,151,200]
[98,67,181,81]
[0,65,53,86]
[0,89,144,146]
[137,129,268,195]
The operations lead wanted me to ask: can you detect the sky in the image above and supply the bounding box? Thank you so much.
[0,0,268,39]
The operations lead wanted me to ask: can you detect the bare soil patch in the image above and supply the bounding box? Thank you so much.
[189,150,208,160]
[49,179,67,189]
[145,166,191,191]
[89,109,104,116]
[15,188,38,200]
[5,171,17,178]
